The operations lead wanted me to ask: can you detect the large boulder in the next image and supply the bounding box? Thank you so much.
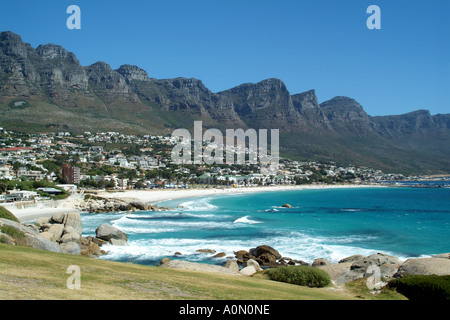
[394,258,450,278]
[79,239,104,257]
[250,245,282,260]
[234,250,249,259]
[212,252,226,258]
[160,260,240,276]
[316,262,361,284]
[312,258,332,267]
[258,253,277,263]
[63,212,83,234]
[47,224,65,241]
[118,201,132,212]
[432,253,450,260]
[39,231,56,242]
[51,213,66,224]
[0,218,62,253]
[245,259,262,272]
[339,255,366,263]
[129,200,146,211]
[110,238,128,246]
[316,253,404,284]
[60,242,81,255]
[95,223,128,242]
[350,253,402,279]
[224,259,239,272]
[60,231,81,243]
[240,265,257,276]
[196,249,216,254]
[35,217,51,227]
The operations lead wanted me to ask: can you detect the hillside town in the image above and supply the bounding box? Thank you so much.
[0,127,414,203]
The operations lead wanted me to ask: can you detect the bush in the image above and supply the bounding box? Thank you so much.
[388,275,450,300]
[265,265,331,288]
[0,206,20,223]
[0,225,25,241]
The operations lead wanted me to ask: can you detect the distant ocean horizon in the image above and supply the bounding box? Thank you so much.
[81,184,450,266]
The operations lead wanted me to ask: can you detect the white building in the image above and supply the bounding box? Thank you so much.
[0,166,14,180]
[56,184,78,193]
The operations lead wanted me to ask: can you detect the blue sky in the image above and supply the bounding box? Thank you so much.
[0,0,449,116]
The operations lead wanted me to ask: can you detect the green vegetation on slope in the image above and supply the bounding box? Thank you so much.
[0,206,19,223]
[0,244,406,300]
[388,275,450,301]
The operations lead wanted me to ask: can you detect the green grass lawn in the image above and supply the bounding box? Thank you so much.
[0,243,407,300]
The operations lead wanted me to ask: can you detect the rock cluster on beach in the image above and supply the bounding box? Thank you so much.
[234,245,308,269]
[0,211,130,257]
[164,244,450,283]
[230,246,450,284]
[33,212,114,256]
[78,196,173,213]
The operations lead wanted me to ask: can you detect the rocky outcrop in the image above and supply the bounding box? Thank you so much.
[0,218,62,253]
[233,245,307,269]
[210,245,450,285]
[312,258,331,267]
[95,223,128,244]
[224,259,239,273]
[394,258,450,278]
[245,259,263,272]
[160,260,241,276]
[1,210,129,257]
[314,253,450,286]
[196,249,216,254]
[240,265,257,276]
[433,253,450,259]
[78,196,172,213]
[32,212,103,256]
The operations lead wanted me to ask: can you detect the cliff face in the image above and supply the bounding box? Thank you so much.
[1,31,449,174]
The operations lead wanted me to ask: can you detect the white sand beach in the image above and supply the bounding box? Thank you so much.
[95,184,382,204]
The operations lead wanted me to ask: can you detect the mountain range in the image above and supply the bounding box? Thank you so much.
[1,31,449,174]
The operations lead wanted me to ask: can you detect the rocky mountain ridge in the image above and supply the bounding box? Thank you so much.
[1,31,449,174]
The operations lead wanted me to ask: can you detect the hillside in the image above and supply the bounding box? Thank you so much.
[1,31,449,174]
[0,243,406,300]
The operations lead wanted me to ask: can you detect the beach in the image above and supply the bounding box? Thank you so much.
[94,184,381,205]
[3,184,382,222]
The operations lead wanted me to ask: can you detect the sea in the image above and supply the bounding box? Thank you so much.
[81,183,450,266]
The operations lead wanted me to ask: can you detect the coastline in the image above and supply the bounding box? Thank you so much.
[95,183,384,205]
[4,183,384,222]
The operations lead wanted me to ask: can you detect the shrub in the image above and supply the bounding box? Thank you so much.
[265,265,331,288]
[388,275,450,301]
[0,206,20,223]
[0,225,25,241]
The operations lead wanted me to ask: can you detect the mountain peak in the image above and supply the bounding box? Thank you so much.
[116,64,150,82]
[0,30,31,58]
[36,43,79,64]
[0,31,22,42]
[87,61,113,71]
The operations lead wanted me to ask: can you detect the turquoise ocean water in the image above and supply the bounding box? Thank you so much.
[81,186,450,266]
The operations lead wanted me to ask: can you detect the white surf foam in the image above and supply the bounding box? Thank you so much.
[233,215,262,224]
[178,198,218,211]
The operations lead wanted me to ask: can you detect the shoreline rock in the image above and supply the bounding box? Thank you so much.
[78,196,173,214]
[1,211,129,258]
[160,260,241,276]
